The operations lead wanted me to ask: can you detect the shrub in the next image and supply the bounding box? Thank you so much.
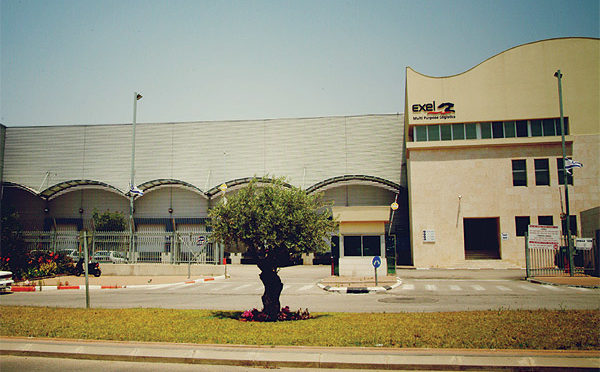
[240,307,311,322]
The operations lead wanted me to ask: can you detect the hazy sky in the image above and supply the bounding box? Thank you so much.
[1,0,598,126]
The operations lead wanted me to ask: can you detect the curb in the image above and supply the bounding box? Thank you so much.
[317,278,402,293]
[2,337,599,371]
[526,278,600,289]
[10,275,225,293]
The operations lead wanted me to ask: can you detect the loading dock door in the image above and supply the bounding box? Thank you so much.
[463,218,501,259]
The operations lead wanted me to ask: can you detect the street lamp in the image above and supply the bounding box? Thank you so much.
[129,92,143,262]
[554,70,574,276]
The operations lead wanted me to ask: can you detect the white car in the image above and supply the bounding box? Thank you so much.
[59,249,80,261]
[92,251,127,264]
[0,271,14,292]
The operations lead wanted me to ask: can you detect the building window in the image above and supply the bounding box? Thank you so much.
[512,160,527,186]
[534,159,550,186]
[415,126,427,142]
[561,215,577,236]
[557,158,574,185]
[542,119,556,136]
[464,123,477,139]
[343,235,381,256]
[504,121,516,138]
[538,216,554,226]
[530,120,543,137]
[492,121,504,138]
[515,216,530,237]
[427,125,440,141]
[452,123,465,140]
[480,122,492,139]
[440,124,452,140]
[555,117,569,136]
[516,120,528,137]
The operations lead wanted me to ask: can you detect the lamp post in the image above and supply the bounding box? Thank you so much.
[129,92,142,263]
[554,70,574,276]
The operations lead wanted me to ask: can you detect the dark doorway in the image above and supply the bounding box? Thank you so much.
[463,218,501,259]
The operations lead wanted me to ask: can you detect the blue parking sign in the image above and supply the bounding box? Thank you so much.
[372,256,381,268]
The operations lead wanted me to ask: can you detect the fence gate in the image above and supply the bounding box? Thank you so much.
[526,231,598,277]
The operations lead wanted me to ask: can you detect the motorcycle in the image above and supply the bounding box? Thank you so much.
[74,258,102,277]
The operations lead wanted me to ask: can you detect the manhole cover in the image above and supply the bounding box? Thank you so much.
[378,296,438,304]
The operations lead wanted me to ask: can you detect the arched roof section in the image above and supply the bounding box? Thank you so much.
[205,177,294,197]
[407,37,598,79]
[1,182,40,197]
[40,180,124,200]
[306,175,402,194]
[137,179,207,198]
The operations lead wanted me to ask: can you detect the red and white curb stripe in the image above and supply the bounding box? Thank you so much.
[10,275,225,292]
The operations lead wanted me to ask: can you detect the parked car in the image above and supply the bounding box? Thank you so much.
[0,271,14,292]
[59,249,80,261]
[92,251,127,264]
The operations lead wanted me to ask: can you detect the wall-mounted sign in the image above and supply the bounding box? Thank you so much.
[576,238,593,251]
[423,230,435,243]
[411,100,456,121]
[501,233,509,241]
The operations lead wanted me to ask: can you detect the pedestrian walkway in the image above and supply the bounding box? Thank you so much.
[1,337,598,371]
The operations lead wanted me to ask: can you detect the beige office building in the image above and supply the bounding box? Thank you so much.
[405,37,599,268]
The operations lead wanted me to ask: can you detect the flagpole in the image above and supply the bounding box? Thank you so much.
[554,70,574,276]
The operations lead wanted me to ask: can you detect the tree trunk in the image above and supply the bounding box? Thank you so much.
[259,264,283,321]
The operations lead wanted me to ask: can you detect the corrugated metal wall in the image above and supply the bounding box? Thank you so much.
[3,114,404,193]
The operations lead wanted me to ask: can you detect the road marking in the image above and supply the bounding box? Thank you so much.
[449,285,462,291]
[400,284,415,290]
[298,284,314,291]
[209,283,232,291]
[541,285,562,291]
[232,284,254,291]
[425,284,437,291]
[472,285,485,291]
[572,287,590,292]
[518,285,537,291]
[496,286,511,291]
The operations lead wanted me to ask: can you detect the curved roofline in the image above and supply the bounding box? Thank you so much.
[40,180,125,200]
[306,175,402,194]
[137,179,207,198]
[206,177,294,197]
[1,182,40,197]
[407,37,600,79]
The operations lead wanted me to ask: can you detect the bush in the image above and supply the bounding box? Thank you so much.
[93,210,127,231]
[240,307,311,322]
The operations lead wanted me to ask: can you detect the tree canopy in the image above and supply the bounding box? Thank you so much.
[209,177,337,268]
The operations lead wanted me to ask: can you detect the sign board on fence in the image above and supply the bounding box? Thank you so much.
[576,238,593,251]
[528,225,560,250]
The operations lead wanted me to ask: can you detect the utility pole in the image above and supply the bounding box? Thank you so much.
[129,92,142,263]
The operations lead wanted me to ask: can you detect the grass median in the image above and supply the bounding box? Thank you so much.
[1,306,598,350]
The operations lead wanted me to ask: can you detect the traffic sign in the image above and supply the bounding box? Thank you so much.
[197,236,205,246]
[390,202,399,211]
[528,225,560,250]
[372,256,382,269]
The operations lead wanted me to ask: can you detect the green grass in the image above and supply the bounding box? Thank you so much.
[1,306,599,350]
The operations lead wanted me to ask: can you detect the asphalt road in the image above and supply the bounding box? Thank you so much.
[1,266,599,312]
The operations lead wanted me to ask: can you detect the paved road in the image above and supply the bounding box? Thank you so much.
[2,266,599,312]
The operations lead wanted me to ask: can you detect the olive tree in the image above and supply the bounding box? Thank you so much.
[209,177,337,321]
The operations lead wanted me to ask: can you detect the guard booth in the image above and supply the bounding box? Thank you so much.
[332,206,391,277]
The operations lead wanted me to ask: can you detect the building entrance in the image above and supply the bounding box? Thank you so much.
[463,218,501,260]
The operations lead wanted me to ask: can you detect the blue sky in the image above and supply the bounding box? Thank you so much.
[1,0,598,126]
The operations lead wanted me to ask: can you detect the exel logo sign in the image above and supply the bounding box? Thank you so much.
[412,101,455,114]
[411,101,456,121]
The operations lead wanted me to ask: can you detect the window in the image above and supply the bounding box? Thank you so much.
[415,126,427,142]
[561,215,577,236]
[504,121,516,138]
[452,123,465,140]
[534,159,550,186]
[516,120,528,137]
[343,235,381,256]
[542,119,555,136]
[538,216,554,226]
[530,120,543,137]
[465,123,477,139]
[480,122,492,139]
[556,158,574,185]
[515,216,530,237]
[492,121,504,138]
[555,117,569,136]
[343,236,362,256]
[440,124,452,141]
[512,160,527,186]
[427,125,440,141]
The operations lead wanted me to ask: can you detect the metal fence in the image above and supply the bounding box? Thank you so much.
[526,236,598,277]
[22,231,220,265]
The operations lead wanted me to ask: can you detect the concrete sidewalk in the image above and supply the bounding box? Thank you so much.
[1,337,599,371]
